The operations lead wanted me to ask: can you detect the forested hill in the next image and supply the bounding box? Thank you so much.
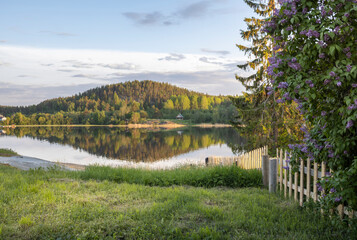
[0,80,237,125]
[0,80,205,115]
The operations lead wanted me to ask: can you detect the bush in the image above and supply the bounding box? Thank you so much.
[265,0,357,214]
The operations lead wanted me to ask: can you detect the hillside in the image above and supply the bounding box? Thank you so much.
[0,80,237,125]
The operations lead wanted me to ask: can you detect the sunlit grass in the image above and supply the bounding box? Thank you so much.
[0,165,354,239]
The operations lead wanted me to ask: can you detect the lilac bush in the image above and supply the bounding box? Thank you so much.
[265,0,357,212]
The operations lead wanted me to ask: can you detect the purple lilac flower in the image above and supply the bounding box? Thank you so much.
[267,91,274,96]
[346,120,353,128]
[324,34,330,42]
[324,79,331,85]
[276,71,284,77]
[337,81,342,87]
[352,83,357,88]
[355,99,357,105]
[301,146,308,153]
[316,19,321,24]
[347,65,352,72]
[300,30,307,35]
[288,62,302,71]
[326,172,331,177]
[286,26,293,31]
[334,26,340,34]
[343,47,350,53]
[321,111,327,116]
[330,187,336,193]
[302,7,308,14]
[318,41,326,48]
[347,52,352,58]
[283,92,292,100]
[330,71,336,77]
[309,83,314,88]
[348,105,356,110]
[317,183,323,192]
[266,86,273,91]
[278,82,289,89]
[283,166,289,170]
[288,144,295,150]
[344,13,350,18]
[335,196,342,202]
[321,7,326,17]
[319,53,325,59]
[276,99,285,103]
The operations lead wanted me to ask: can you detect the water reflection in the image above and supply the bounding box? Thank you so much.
[3,127,245,162]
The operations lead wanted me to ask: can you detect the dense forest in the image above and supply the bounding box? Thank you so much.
[0,80,237,125]
[4,127,245,162]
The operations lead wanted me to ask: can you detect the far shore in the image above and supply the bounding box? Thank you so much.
[1,123,232,129]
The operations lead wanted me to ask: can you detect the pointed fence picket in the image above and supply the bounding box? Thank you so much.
[275,148,356,219]
[205,146,268,170]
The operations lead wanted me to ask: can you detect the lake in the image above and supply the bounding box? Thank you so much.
[0,126,245,169]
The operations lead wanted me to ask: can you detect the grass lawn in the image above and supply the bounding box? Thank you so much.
[0,165,354,240]
[0,148,18,157]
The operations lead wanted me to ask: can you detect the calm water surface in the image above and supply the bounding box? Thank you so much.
[0,127,245,169]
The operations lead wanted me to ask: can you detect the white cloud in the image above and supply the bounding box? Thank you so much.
[0,45,248,106]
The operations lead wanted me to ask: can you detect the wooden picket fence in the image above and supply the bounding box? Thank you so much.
[276,148,356,219]
[205,146,268,170]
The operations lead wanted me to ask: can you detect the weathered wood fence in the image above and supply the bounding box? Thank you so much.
[275,148,356,219]
[205,146,268,169]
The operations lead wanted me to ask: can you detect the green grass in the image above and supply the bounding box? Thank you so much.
[0,148,18,157]
[0,165,355,239]
[76,165,263,188]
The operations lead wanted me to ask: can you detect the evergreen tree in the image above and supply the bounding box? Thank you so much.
[232,0,304,150]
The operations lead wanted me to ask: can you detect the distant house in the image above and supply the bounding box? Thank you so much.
[0,115,6,122]
[176,113,184,120]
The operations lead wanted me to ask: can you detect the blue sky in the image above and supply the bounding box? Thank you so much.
[0,0,255,106]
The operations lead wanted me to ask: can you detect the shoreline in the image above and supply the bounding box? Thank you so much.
[1,123,232,129]
[0,155,79,171]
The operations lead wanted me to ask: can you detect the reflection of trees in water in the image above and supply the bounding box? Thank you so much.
[5,127,245,162]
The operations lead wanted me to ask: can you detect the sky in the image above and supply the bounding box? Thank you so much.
[0,0,255,106]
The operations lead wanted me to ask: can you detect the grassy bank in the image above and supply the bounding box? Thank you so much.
[0,148,18,157]
[76,165,263,188]
[0,165,354,239]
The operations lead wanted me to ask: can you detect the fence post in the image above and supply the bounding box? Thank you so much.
[284,150,287,197]
[294,172,298,201]
[300,159,304,206]
[313,162,318,202]
[306,158,311,200]
[279,149,283,191]
[262,155,269,187]
[269,159,277,193]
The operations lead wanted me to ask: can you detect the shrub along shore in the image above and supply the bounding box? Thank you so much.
[0,165,355,239]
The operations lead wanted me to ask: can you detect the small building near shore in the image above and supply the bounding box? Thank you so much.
[176,113,184,120]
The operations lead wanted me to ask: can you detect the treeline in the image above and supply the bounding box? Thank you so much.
[0,80,236,125]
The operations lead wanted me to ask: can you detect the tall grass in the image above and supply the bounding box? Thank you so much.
[76,165,263,188]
